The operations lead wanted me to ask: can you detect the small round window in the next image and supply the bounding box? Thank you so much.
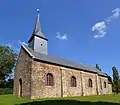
[41,44,43,46]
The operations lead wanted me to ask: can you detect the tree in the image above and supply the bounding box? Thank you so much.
[0,46,17,88]
[96,64,101,71]
[108,76,112,83]
[112,66,119,94]
[7,79,14,88]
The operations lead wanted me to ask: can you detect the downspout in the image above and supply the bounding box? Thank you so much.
[80,71,83,96]
[29,60,33,99]
[60,68,63,97]
[96,74,99,95]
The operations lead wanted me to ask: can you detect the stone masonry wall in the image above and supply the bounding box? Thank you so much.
[31,60,111,99]
[61,67,82,97]
[31,61,62,99]
[14,47,32,98]
[98,76,108,95]
[82,71,98,96]
[108,83,112,94]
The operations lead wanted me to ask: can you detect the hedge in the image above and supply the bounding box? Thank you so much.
[0,88,13,95]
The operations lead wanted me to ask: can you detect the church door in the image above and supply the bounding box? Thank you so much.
[19,78,22,97]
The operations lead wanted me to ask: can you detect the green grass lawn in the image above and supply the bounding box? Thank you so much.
[0,94,120,105]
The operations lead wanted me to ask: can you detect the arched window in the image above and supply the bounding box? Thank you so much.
[88,78,93,88]
[46,73,54,86]
[104,82,106,88]
[71,76,77,87]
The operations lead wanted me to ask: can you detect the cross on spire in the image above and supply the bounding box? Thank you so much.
[37,8,40,13]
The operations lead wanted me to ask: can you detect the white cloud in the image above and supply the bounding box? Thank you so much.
[112,8,120,18]
[92,8,120,39]
[92,21,107,39]
[106,8,120,23]
[56,32,67,40]
[18,40,27,46]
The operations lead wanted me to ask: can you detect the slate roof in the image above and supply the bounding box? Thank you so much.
[22,45,107,77]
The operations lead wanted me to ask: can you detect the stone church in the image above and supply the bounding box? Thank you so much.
[14,10,112,99]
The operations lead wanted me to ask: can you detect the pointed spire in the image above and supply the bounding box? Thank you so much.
[32,9,47,40]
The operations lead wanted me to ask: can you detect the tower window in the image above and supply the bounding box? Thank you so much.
[41,44,43,46]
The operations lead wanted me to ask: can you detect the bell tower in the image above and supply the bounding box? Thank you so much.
[28,9,48,55]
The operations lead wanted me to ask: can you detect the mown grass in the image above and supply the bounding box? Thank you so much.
[0,94,120,105]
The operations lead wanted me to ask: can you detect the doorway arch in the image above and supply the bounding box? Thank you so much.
[19,78,22,97]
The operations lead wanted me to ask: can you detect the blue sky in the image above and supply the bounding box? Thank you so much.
[0,0,120,76]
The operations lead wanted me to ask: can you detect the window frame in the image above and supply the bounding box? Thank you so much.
[104,81,106,88]
[88,78,93,88]
[71,76,77,87]
[46,73,54,86]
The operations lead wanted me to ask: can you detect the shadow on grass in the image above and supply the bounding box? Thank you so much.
[16,100,120,105]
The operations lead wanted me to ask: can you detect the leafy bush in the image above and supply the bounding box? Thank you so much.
[0,88,13,95]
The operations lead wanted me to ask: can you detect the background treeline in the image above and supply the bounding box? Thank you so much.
[0,46,17,94]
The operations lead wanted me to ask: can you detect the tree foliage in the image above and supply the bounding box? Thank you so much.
[112,66,119,94]
[0,46,18,88]
[108,76,112,83]
[96,64,101,71]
